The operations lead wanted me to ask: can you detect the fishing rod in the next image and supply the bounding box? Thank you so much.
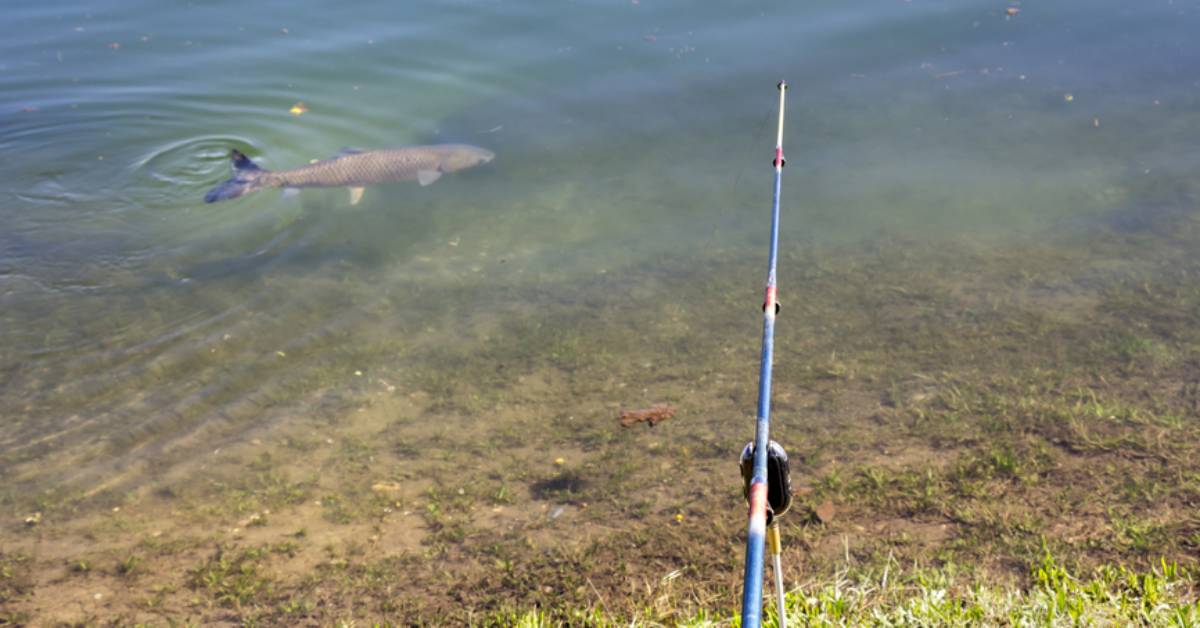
[739,81,794,628]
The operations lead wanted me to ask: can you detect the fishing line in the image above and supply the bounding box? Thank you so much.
[699,101,775,254]
[731,103,776,204]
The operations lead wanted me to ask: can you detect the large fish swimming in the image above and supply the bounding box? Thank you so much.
[204,144,494,204]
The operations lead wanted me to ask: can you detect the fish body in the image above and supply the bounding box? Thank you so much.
[205,144,494,203]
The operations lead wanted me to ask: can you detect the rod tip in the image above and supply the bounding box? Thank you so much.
[777,80,787,91]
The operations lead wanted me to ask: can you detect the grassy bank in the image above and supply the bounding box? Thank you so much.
[503,555,1198,626]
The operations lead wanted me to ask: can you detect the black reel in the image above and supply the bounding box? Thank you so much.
[739,440,793,523]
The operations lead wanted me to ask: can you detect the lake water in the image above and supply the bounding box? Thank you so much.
[2,0,1200,618]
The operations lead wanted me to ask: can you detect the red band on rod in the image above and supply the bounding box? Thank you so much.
[748,482,768,520]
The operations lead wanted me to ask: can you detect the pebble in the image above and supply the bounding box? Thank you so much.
[815,500,837,523]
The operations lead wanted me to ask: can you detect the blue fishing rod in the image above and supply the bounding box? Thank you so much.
[739,81,794,628]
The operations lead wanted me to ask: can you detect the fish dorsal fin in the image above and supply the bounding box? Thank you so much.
[230,149,263,173]
[336,147,366,157]
[417,169,442,186]
[348,187,365,205]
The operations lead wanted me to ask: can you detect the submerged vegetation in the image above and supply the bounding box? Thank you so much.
[3,205,1200,623]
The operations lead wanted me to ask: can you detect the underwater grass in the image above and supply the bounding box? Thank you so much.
[5,210,1200,623]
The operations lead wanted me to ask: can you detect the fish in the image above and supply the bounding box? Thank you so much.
[204,143,494,204]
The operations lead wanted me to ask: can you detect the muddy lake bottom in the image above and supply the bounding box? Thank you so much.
[4,210,1200,624]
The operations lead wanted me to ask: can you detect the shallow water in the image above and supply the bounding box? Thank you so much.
[2,0,1200,502]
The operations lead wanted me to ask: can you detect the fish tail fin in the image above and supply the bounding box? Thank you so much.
[204,149,270,203]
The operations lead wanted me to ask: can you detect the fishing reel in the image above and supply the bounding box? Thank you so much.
[739,440,793,523]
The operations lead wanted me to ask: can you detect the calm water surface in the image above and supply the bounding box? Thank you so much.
[2,0,1199,497]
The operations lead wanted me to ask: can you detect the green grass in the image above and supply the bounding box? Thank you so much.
[499,555,1199,626]
[769,554,1198,627]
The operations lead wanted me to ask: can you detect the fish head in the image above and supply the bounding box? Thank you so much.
[439,145,495,173]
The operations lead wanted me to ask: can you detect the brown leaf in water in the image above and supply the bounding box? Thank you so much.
[618,403,676,427]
